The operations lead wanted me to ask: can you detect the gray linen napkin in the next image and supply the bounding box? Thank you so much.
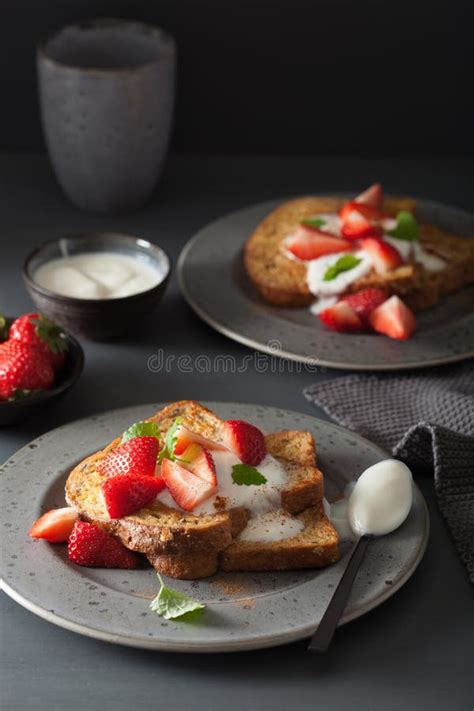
[304,363,474,582]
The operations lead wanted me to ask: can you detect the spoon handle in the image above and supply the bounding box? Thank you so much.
[307,535,371,652]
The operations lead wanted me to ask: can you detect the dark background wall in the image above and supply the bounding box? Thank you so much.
[1,0,473,155]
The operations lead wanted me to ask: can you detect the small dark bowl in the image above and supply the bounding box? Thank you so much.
[23,233,171,340]
[0,318,84,427]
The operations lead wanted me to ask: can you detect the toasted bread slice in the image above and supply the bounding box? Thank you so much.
[65,401,323,558]
[220,503,339,573]
[244,195,474,310]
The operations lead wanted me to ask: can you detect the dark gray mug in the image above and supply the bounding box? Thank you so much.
[37,19,176,214]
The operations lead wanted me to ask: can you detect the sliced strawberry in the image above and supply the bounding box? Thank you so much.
[97,436,159,479]
[355,183,384,210]
[286,226,352,259]
[340,201,385,223]
[341,288,388,325]
[369,296,416,340]
[101,473,165,519]
[222,420,267,466]
[340,207,383,240]
[360,237,403,274]
[28,507,78,542]
[161,458,217,511]
[285,226,352,261]
[179,443,218,486]
[318,301,365,333]
[173,424,227,457]
[68,521,139,568]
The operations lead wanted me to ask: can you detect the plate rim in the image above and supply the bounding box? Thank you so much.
[0,401,430,652]
[177,195,474,371]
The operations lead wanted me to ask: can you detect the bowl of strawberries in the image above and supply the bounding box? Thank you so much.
[0,312,84,426]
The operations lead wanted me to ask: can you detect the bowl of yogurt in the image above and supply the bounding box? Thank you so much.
[23,233,171,339]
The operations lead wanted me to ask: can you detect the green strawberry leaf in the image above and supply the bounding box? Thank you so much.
[150,574,205,620]
[388,211,419,241]
[0,313,9,341]
[122,421,161,444]
[157,417,183,463]
[9,388,40,401]
[323,254,362,281]
[32,314,69,355]
[300,217,326,229]
[231,464,267,486]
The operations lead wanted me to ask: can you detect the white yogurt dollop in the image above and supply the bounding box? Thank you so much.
[238,510,304,543]
[347,459,413,536]
[307,250,373,296]
[34,252,164,300]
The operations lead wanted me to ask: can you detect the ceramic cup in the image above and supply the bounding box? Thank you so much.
[37,19,176,214]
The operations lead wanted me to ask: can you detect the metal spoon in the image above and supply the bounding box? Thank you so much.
[307,534,372,652]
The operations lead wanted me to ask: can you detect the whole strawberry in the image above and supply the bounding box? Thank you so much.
[10,312,68,370]
[0,340,54,400]
[68,521,138,568]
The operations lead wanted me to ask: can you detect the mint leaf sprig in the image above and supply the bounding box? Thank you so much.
[231,464,267,486]
[300,217,327,229]
[150,574,205,620]
[122,421,161,444]
[157,417,183,463]
[388,211,419,241]
[323,254,361,282]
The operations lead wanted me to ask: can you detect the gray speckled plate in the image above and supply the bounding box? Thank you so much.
[0,402,429,652]
[178,197,474,370]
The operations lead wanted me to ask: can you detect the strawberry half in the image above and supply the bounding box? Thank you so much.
[369,296,416,340]
[101,473,165,519]
[355,183,384,210]
[223,420,267,466]
[161,458,217,511]
[285,226,352,261]
[173,424,227,457]
[359,237,403,274]
[28,507,78,542]
[68,521,139,568]
[179,443,218,486]
[339,206,384,240]
[341,288,388,326]
[97,436,159,479]
[318,301,365,333]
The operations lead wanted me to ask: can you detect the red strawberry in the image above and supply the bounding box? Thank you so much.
[340,206,383,240]
[223,420,267,466]
[355,183,384,210]
[68,521,139,568]
[161,458,217,511]
[360,237,403,274]
[318,301,365,333]
[369,296,416,340]
[97,436,159,479]
[179,443,218,486]
[101,474,165,519]
[285,226,352,260]
[174,424,227,456]
[0,340,54,400]
[341,288,388,325]
[10,313,68,370]
[28,507,78,542]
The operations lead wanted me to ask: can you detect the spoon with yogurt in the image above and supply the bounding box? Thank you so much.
[307,459,413,652]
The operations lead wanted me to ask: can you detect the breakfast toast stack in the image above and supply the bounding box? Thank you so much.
[66,401,340,579]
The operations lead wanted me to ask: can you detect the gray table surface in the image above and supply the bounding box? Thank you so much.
[1,154,473,711]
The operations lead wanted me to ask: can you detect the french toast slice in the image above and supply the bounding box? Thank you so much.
[244,195,474,309]
[150,504,339,579]
[65,401,325,561]
[220,503,339,573]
